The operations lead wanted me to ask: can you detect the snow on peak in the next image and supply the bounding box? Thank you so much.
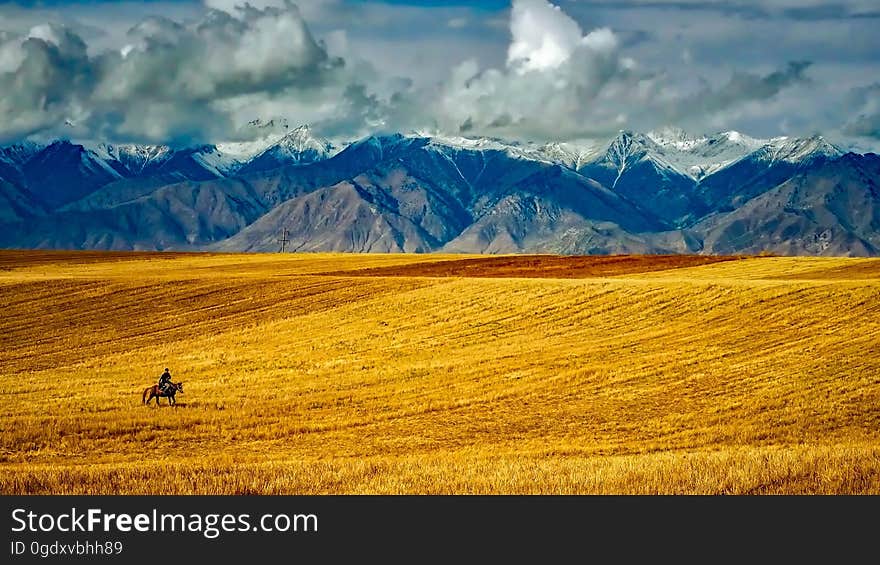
[236,124,337,167]
[85,142,168,161]
[215,137,283,161]
[212,120,339,166]
[0,140,44,165]
[641,129,770,179]
[719,130,758,146]
[534,140,602,169]
[80,142,172,175]
[647,127,705,151]
[275,125,333,156]
[642,131,840,177]
[422,132,600,168]
[3,127,850,186]
[648,128,763,150]
[422,132,515,152]
[603,130,672,175]
[608,130,657,156]
[189,146,245,176]
[421,128,811,181]
[761,135,842,163]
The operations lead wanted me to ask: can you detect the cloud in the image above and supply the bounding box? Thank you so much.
[507,0,588,73]
[204,0,287,10]
[203,0,335,22]
[661,61,813,124]
[389,0,813,142]
[107,7,338,103]
[0,24,94,142]
[387,0,645,140]
[0,1,376,144]
[0,0,877,146]
[842,84,880,140]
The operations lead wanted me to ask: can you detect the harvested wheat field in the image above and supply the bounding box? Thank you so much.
[1,250,880,494]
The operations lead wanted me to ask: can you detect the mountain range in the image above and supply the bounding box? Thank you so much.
[1,125,878,256]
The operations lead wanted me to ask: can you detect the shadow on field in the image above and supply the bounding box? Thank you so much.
[320,254,745,279]
[143,402,190,408]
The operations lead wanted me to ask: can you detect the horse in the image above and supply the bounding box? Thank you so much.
[143,381,184,406]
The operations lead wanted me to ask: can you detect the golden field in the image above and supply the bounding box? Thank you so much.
[1,250,879,494]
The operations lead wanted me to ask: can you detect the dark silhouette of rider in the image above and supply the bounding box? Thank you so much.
[158,368,172,392]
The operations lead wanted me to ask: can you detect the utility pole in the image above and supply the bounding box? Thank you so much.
[278,228,290,253]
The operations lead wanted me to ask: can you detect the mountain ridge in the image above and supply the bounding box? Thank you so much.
[1,127,877,256]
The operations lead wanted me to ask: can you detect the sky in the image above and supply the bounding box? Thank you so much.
[0,0,878,150]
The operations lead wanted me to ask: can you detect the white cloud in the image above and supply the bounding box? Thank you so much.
[0,2,379,144]
[399,0,648,139]
[507,0,585,73]
[0,0,877,146]
[383,0,825,142]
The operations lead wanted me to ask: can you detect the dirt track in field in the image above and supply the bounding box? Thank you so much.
[0,250,210,270]
[326,254,745,278]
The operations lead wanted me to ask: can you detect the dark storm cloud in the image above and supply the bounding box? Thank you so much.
[0,1,377,144]
[0,25,95,141]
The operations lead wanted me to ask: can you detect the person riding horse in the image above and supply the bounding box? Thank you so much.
[158,368,172,393]
[143,375,183,406]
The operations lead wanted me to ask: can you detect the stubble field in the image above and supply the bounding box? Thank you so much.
[1,250,879,494]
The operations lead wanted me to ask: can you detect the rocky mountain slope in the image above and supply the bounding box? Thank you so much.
[1,127,877,256]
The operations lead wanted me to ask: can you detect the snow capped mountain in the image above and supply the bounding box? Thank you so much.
[757,135,843,164]
[188,146,247,176]
[237,125,336,175]
[3,126,848,192]
[579,131,702,226]
[600,131,687,185]
[423,133,514,153]
[81,140,246,177]
[89,139,295,178]
[693,134,845,217]
[641,130,841,180]
[13,141,129,208]
[0,141,45,186]
[255,126,835,182]
[30,141,126,181]
[1,126,878,256]
[648,127,764,152]
[275,125,335,159]
[645,128,768,179]
[84,143,172,175]
[422,132,601,169]
[604,131,657,174]
[216,137,283,162]
[533,141,603,170]
[213,117,306,165]
[646,127,704,151]
[70,124,338,180]
[0,141,45,166]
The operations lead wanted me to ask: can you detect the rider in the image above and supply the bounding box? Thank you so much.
[158,368,172,393]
